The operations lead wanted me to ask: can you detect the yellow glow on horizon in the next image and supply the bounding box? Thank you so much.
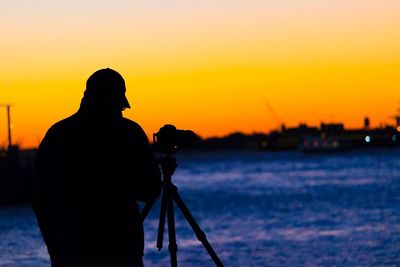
[1,1,400,148]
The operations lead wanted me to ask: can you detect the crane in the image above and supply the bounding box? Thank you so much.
[265,101,284,131]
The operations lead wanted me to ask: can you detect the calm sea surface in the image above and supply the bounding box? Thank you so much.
[1,150,399,266]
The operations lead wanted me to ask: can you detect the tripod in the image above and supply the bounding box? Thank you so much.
[141,154,224,267]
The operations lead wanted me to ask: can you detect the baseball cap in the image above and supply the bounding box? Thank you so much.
[86,68,131,110]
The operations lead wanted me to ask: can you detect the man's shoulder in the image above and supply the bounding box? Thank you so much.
[119,118,151,143]
[120,117,145,133]
[46,114,78,137]
[38,114,79,150]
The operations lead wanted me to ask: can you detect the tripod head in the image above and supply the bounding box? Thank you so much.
[157,155,178,182]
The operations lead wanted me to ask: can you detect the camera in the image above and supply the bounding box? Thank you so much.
[153,124,198,154]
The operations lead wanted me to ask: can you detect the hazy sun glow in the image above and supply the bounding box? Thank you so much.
[1,0,400,148]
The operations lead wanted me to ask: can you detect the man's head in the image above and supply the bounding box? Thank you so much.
[83,68,131,111]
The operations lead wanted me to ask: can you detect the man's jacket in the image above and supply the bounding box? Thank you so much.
[33,107,162,260]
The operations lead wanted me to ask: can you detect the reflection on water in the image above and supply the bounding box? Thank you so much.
[1,150,399,266]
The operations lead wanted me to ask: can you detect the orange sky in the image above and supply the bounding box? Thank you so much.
[1,1,400,148]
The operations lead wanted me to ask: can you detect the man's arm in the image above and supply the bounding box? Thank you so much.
[32,130,58,253]
[131,124,162,202]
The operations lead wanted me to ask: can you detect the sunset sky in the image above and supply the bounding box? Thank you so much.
[1,0,400,148]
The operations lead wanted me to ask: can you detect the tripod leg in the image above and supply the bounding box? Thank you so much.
[167,184,178,267]
[157,186,168,251]
[170,185,224,267]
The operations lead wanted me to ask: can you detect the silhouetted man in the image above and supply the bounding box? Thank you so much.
[33,68,162,267]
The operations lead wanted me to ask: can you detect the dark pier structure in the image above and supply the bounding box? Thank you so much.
[0,105,35,204]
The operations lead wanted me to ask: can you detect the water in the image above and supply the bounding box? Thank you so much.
[1,150,399,266]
